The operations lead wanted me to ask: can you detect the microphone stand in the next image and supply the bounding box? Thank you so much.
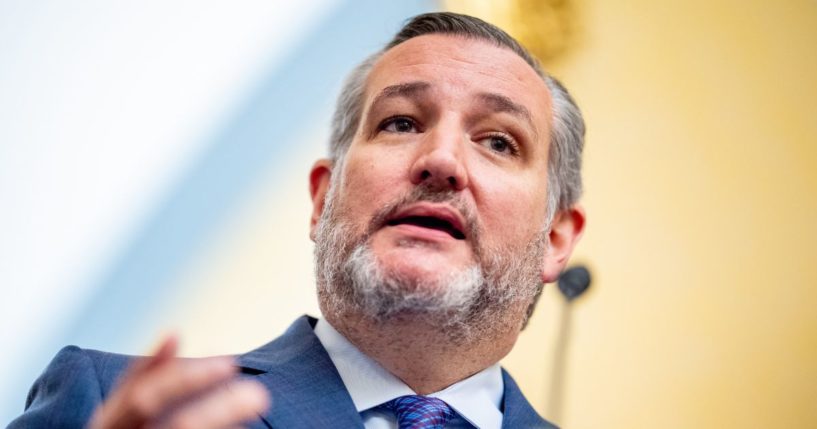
[547,266,591,424]
[547,298,574,423]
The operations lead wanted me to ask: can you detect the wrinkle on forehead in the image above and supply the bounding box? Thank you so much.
[365,34,553,137]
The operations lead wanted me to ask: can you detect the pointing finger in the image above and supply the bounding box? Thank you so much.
[159,379,270,429]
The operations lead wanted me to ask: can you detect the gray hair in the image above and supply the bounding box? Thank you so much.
[328,12,585,214]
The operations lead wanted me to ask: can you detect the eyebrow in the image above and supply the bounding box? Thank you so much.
[367,82,539,139]
[370,81,432,108]
[476,92,536,133]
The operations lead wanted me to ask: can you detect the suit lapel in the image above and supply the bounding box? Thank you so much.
[236,316,364,429]
[234,316,556,428]
[500,369,558,429]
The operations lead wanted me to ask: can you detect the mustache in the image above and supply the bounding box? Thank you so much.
[364,184,481,243]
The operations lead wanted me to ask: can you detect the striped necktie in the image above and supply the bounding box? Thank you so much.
[382,395,455,429]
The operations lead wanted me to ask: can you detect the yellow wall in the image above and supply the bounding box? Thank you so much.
[444,0,817,427]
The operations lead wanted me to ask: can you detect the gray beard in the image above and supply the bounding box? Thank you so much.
[314,179,549,345]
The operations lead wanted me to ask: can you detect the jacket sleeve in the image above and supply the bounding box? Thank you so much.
[7,346,104,429]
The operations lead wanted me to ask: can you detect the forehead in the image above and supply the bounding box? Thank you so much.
[364,34,552,134]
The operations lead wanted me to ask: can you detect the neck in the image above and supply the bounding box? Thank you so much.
[325,309,524,394]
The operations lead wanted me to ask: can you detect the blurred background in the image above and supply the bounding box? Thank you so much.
[1,0,815,427]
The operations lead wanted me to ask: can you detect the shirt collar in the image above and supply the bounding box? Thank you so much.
[314,318,504,429]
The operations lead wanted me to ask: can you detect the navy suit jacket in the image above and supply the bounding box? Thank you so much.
[9,316,556,428]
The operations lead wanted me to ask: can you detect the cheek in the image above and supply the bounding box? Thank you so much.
[337,148,408,216]
[474,174,550,243]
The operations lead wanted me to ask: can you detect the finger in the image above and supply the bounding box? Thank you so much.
[143,334,178,370]
[120,335,179,382]
[160,379,270,429]
[88,335,180,429]
[111,357,237,425]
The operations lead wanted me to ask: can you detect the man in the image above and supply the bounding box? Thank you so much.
[10,12,585,429]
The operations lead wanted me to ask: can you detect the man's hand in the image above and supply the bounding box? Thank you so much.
[87,336,270,429]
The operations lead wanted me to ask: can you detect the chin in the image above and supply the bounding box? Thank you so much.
[376,246,472,291]
[344,243,482,312]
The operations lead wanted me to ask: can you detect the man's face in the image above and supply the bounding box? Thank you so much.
[313,34,555,331]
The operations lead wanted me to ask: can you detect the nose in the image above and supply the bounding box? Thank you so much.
[409,126,469,191]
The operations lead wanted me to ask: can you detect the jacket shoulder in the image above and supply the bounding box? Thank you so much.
[8,346,135,429]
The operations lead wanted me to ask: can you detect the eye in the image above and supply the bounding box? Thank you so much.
[477,133,520,156]
[380,116,418,133]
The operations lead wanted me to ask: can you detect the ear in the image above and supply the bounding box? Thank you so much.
[309,159,333,241]
[541,204,586,284]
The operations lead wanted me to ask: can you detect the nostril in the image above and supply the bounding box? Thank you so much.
[420,170,431,180]
[447,176,456,186]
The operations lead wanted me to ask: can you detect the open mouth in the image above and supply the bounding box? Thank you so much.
[386,215,466,240]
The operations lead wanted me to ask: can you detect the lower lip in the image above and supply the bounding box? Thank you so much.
[386,223,460,242]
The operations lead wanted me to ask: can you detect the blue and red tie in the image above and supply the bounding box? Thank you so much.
[382,395,455,429]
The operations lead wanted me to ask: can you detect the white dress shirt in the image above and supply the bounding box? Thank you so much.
[314,318,504,429]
